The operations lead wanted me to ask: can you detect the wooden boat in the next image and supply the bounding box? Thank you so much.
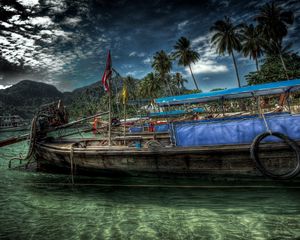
[32,79,300,180]
[35,137,300,179]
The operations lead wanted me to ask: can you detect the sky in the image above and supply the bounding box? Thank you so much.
[0,0,300,92]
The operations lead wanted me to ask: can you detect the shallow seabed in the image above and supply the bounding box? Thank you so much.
[0,132,299,240]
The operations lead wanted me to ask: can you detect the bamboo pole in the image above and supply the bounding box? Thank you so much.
[108,77,112,146]
[123,101,126,145]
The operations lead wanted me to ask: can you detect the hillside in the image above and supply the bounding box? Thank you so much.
[0,80,63,118]
[0,78,123,119]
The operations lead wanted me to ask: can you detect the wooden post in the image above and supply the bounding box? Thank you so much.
[221,97,225,117]
[108,78,112,146]
[257,96,262,116]
[287,92,291,113]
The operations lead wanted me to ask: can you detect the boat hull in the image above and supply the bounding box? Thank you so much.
[34,140,300,180]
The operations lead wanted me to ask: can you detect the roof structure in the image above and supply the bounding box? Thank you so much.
[155,79,300,106]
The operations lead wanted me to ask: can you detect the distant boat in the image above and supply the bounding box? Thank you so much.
[0,115,29,132]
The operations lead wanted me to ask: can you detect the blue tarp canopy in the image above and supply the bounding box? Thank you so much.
[149,110,186,118]
[148,108,205,118]
[155,79,300,106]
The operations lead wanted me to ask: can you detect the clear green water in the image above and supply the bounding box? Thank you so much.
[0,132,299,240]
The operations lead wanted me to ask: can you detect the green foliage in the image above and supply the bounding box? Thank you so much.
[245,53,300,85]
[255,2,294,45]
[173,37,200,90]
[240,24,264,70]
[152,50,173,95]
[210,16,242,87]
[211,16,242,55]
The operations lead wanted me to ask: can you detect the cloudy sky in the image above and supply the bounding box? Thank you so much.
[0,0,300,92]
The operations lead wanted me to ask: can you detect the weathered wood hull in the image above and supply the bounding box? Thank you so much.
[34,139,300,180]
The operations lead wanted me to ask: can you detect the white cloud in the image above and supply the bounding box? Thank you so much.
[129,51,146,57]
[178,20,189,30]
[129,51,136,57]
[29,16,54,27]
[63,17,82,27]
[125,70,145,78]
[0,21,13,28]
[16,0,39,7]
[44,0,67,14]
[188,32,229,74]
[3,6,17,12]
[143,57,151,64]
[187,60,228,74]
[0,85,12,89]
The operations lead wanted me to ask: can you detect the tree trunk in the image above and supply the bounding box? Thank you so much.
[279,52,289,79]
[231,52,241,88]
[163,74,173,95]
[188,64,199,90]
[255,58,259,71]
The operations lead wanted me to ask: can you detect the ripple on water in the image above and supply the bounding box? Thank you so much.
[0,133,300,239]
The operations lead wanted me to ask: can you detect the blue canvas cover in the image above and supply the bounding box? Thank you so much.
[172,114,300,147]
[155,78,300,106]
[154,124,169,132]
[129,126,143,133]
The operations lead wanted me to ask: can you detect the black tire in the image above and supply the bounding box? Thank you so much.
[250,132,300,180]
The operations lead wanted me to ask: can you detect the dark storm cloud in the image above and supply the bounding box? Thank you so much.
[0,0,299,91]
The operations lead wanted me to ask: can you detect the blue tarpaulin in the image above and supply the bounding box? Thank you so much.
[172,114,300,147]
[149,108,205,118]
[155,78,300,106]
[149,110,186,118]
[154,124,169,132]
[129,126,143,133]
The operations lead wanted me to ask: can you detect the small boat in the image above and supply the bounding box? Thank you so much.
[0,115,29,132]
[33,79,300,180]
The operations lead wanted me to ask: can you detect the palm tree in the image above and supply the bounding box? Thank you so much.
[211,16,242,87]
[139,73,161,99]
[123,76,137,99]
[255,2,294,78]
[240,24,264,71]
[173,37,200,90]
[152,50,173,95]
[173,72,187,94]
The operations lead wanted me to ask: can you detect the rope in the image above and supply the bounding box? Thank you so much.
[261,112,272,135]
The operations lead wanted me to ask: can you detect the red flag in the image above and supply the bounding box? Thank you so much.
[101,50,112,92]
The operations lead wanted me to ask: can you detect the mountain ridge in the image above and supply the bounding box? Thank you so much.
[0,79,109,118]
